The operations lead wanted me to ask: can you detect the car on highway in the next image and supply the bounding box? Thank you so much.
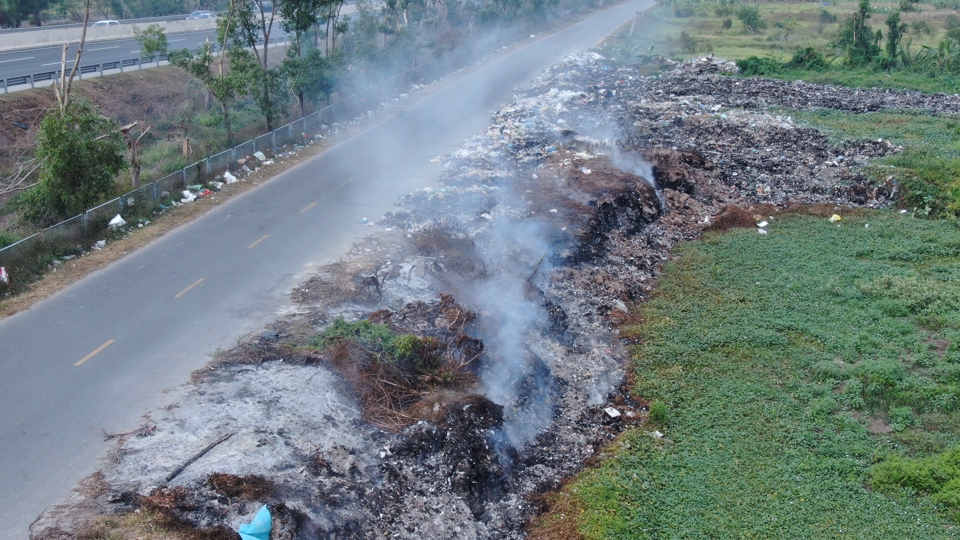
[186,10,211,19]
[91,20,120,26]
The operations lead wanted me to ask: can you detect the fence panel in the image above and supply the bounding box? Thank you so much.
[234,140,255,161]
[42,215,85,248]
[274,124,294,148]
[0,234,40,271]
[207,149,234,176]
[254,133,274,154]
[289,118,305,139]
[84,198,122,230]
[303,111,321,134]
[183,162,203,186]
[120,182,158,220]
[155,172,185,200]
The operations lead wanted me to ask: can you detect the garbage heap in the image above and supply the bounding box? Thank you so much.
[36,54,952,540]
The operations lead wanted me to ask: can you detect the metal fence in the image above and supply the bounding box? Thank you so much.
[0,22,530,287]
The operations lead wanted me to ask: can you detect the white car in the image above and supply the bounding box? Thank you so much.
[91,20,120,26]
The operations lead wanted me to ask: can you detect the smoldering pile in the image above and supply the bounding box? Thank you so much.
[35,53,922,540]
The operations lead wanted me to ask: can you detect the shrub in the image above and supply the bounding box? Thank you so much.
[820,8,837,24]
[679,31,698,53]
[0,231,18,249]
[737,55,783,75]
[648,400,669,425]
[786,47,829,70]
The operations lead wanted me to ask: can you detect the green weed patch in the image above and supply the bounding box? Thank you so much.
[550,212,960,538]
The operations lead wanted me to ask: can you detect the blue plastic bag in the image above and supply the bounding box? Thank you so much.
[238,505,272,540]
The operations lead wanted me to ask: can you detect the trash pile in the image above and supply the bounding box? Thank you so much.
[34,53,933,540]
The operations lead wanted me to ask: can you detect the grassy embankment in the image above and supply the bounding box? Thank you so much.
[529,1,960,537]
[535,212,960,538]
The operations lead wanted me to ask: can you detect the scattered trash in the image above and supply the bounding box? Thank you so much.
[108,214,127,229]
[94,240,106,250]
[650,430,664,439]
[12,122,29,130]
[758,228,768,235]
[0,267,8,284]
[181,190,197,203]
[238,506,272,540]
[253,151,267,161]
[211,181,224,191]
[757,221,768,228]
[829,214,842,223]
[224,171,238,184]
[899,209,908,214]
[603,407,621,419]
[262,160,274,166]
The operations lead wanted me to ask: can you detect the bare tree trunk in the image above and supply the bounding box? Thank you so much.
[54,0,92,115]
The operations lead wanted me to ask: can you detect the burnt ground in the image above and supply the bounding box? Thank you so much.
[30,54,946,540]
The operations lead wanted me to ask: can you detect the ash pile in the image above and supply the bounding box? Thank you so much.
[35,53,935,540]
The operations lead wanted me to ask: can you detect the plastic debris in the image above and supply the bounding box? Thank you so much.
[181,190,197,203]
[108,214,127,229]
[829,214,842,223]
[603,407,621,419]
[758,228,769,235]
[238,505,271,540]
[757,221,768,228]
[0,267,8,285]
[253,151,267,161]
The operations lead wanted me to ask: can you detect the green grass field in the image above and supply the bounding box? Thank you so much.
[538,212,960,538]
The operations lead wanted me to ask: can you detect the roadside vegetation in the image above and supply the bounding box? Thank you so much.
[534,211,960,538]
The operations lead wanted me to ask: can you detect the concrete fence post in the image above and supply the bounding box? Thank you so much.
[271,130,276,150]
[29,75,34,89]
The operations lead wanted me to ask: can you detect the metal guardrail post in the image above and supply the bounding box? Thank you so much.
[29,75,34,89]
[152,182,158,201]
[271,130,276,150]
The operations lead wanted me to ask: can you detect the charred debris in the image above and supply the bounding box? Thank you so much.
[35,54,951,540]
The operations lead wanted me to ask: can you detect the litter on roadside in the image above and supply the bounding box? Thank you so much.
[829,214,842,223]
[0,267,8,284]
[253,151,267,161]
[108,214,127,229]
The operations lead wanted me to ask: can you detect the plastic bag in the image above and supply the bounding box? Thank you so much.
[238,506,271,540]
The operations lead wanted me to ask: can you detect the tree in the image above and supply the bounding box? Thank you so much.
[885,11,907,61]
[736,4,766,33]
[227,0,287,131]
[1,0,50,27]
[54,0,92,115]
[283,48,339,116]
[20,100,126,223]
[133,23,168,64]
[119,120,151,188]
[838,0,881,65]
[169,42,248,145]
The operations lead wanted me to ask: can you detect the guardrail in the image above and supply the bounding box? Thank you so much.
[0,24,527,288]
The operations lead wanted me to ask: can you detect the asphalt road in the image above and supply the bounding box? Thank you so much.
[0,1,652,537]
[0,6,353,84]
[0,29,279,82]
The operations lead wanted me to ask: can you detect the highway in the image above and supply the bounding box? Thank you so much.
[0,1,652,537]
[0,29,219,81]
